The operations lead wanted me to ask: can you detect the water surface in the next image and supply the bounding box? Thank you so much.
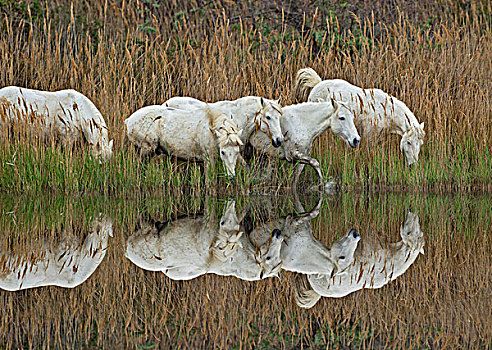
[0,192,490,348]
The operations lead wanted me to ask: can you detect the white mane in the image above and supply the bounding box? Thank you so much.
[205,106,243,148]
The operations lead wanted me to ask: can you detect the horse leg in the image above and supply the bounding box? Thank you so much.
[294,152,323,187]
[292,182,322,221]
[292,187,306,213]
[292,163,305,189]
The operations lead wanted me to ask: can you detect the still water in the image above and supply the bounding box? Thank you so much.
[0,192,490,348]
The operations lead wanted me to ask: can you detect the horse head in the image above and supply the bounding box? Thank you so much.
[328,228,361,276]
[400,123,424,166]
[325,98,361,148]
[92,138,114,163]
[212,200,244,262]
[215,118,244,178]
[256,228,284,279]
[400,211,424,254]
[256,97,284,148]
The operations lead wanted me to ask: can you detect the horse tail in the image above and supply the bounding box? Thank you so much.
[294,68,322,102]
[293,273,322,309]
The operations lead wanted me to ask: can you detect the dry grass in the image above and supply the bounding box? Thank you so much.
[0,1,490,193]
[0,192,490,348]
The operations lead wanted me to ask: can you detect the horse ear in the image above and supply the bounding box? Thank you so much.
[109,140,114,150]
[260,97,265,107]
[276,97,282,105]
[420,122,424,130]
[330,98,338,109]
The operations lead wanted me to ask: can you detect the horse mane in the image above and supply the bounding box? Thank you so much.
[294,68,322,102]
[205,106,243,147]
[209,229,243,263]
[268,100,283,115]
[369,89,425,139]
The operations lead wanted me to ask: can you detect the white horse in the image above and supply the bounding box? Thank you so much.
[237,195,360,281]
[295,211,425,308]
[280,196,361,276]
[0,215,113,291]
[295,68,425,166]
[125,105,243,178]
[125,200,284,281]
[0,86,114,160]
[249,99,361,186]
[164,96,284,148]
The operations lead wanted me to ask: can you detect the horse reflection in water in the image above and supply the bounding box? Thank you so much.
[0,215,113,291]
[279,196,361,277]
[295,211,425,308]
[125,200,284,281]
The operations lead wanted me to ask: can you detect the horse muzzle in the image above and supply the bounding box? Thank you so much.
[349,228,360,239]
[349,137,361,148]
[272,137,283,148]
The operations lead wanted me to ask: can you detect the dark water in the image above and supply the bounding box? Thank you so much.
[0,192,490,348]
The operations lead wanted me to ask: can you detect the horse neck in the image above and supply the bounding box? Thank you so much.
[370,90,418,136]
[288,102,334,141]
[228,99,261,140]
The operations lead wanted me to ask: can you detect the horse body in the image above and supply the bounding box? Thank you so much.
[295,68,425,165]
[295,211,424,308]
[125,105,214,159]
[164,96,284,148]
[282,224,361,276]
[125,105,243,177]
[0,216,113,291]
[125,216,217,280]
[125,201,283,281]
[249,101,360,184]
[0,86,113,160]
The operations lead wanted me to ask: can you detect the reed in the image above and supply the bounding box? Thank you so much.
[0,1,490,194]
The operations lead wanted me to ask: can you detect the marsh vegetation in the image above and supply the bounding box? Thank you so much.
[0,0,490,194]
[0,1,491,349]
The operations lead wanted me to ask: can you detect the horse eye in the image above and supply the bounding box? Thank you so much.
[266,116,271,120]
[339,256,346,260]
[407,141,411,145]
[221,221,224,225]
[221,151,225,155]
[339,117,345,120]
[266,257,271,261]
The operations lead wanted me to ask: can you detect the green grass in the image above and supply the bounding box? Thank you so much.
[0,137,490,195]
